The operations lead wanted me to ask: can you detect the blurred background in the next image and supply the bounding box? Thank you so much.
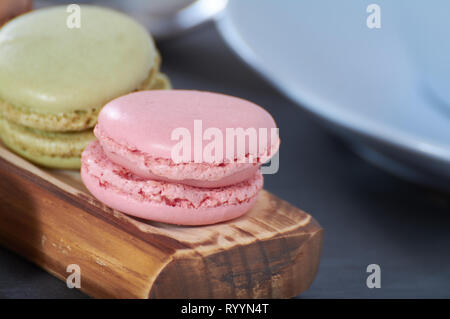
[1,0,449,298]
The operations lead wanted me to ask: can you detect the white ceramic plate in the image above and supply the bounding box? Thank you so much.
[217,0,450,189]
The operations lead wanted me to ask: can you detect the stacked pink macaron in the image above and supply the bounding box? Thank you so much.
[81,90,280,225]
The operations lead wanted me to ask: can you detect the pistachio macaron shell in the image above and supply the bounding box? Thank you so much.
[0,5,157,114]
[0,55,170,132]
[0,99,99,132]
[0,117,94,169]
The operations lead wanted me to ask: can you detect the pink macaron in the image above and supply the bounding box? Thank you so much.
[81,90,279,225]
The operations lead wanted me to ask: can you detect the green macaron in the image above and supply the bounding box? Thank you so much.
[0,5,170,169]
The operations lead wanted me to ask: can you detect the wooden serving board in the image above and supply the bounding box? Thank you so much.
[0,144,323,299]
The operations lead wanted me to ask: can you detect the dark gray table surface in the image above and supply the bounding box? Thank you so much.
[1,23,450,299]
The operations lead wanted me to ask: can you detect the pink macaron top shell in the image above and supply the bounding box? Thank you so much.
[95,90,279,187]
[96,90,279,162]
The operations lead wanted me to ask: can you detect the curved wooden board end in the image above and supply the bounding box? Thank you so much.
[148,191,323,298]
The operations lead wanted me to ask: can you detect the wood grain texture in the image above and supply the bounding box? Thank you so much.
[0,144,323,298]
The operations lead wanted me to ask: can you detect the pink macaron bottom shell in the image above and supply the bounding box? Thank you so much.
[81,141,263,225]
[81,169,257,225]
[95,125,276,188]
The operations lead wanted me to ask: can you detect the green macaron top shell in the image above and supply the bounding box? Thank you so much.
[0,5,156,114]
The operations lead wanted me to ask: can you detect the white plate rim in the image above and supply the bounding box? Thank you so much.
[216,8,450,166]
